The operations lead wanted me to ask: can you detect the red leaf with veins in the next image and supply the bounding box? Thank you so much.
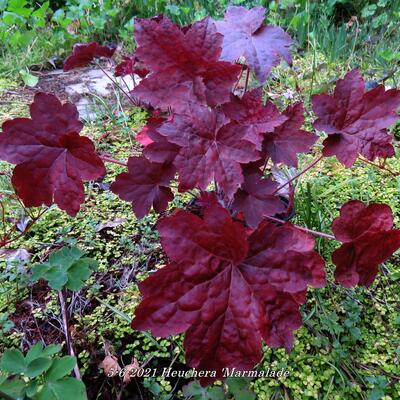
[158,106,260,198]
[222,89,286,149]
[115,55,149,78]
[312,69,400,167]
[132,202,325,385]
[331,200,400,287]
[64,42,116,71]
[0,93,105,216]
[232,165,285,228]
[138,114,180,164]
[263,103,317,167]
[111,156,175,218]
[132,16,242,112]
[215,6,292,83]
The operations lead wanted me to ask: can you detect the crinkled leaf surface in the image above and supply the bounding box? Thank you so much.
[232,165,285,228]
[64,42,115,71]
[158,106,260,198]
[132,202,325,385]
[332,200,400,287]
[312,69,400,167]
[263,103,317,167]
[115,55,149,78]
[111,156,175,218]
[0,93,105,216]
[222,89,286,149]
[215,6,292,83]
[138,114,181,164]
[132,16,242,111]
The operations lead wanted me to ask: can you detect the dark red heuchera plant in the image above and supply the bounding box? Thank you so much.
[1,5,400,385]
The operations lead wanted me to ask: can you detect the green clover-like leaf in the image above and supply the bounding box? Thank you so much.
[31,247,97,291]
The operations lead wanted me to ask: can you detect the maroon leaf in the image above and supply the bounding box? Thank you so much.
[215,6,292,83]
[0,93,105,216]
[263,103,317,167]
[232,165,285,228]
[115,55,149,78]
[111,156,175,218]
[132,16,242,111]
[138,114,181,164]
[331,200,400,287]
[64,42,116,71]
[132,202,325,385]
[312,69,400,167]
[222,89,286,149]
[158,106,260,198]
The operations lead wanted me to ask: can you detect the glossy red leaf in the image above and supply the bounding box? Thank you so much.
[331,200,400,287]
[232,165,285,228]
[132,202,325,384]
[132,16,242,111]
[138,114,180,164]
[111,156,175,218]
[222,89,286,149]
[312,69,400,167]
[0,93,105,216]
[64,42,116,71]
[158,106,260,198]
[115,55,149,78]
[263,103,317,167]
[215,6,292,83]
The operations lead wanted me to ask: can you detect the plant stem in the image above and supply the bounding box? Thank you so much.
[95,62,137,106]
[359,157,399,177]
[233,65,245,92]
[58,289,81,380]
[266,215,336,240]
[100,156,128,167]
[244,68,250,92]
[273,155,323,195]
[0,208,47,248]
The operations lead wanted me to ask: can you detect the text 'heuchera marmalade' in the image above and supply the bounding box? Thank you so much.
[1,5,400,386]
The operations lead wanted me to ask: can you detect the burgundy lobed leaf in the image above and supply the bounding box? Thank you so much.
[0,93,105,216]
[132,16,242,111]
[263,103,317,167]
[111,156,175,218]
[312,69,400,167]
[64,42,116,71]
[132,201,325,385]
[137,114,180,164]
[158,105,260,198]
[115,55,149,78]
[215,6,292,83]
[232,165,285,228]
[331,200,400,287]
[222,88,286,149]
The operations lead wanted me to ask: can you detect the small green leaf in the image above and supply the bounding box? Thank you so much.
[31,263,51,282]
[38,377,87,400]
[19,69,38,87]
[0,349,26,374]
[183,381,224,400]
[66,258,98,291]
[25,357,52,378]
[26,380,39,397]
[41,344,62,357]
[25,342,44,363]
[0,376,26,399]
[226,377,255,400]
[46,357,77,381]
[34,247,96,291]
